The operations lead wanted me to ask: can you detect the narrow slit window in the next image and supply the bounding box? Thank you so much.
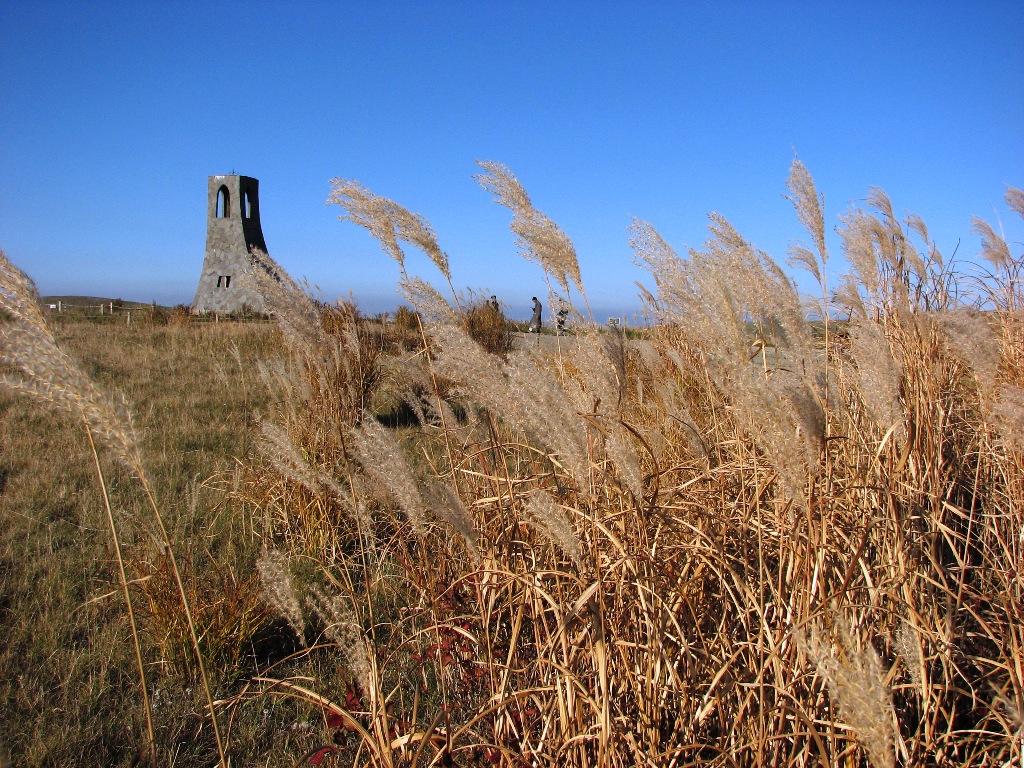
[244,190,253,219]
[216,275,223,287]
[216,186,230,218]
[225,275,231,288]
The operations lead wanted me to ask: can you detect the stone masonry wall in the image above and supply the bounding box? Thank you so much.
[192,175,269,313]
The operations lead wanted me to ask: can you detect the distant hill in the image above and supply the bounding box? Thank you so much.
[41,296,176,310]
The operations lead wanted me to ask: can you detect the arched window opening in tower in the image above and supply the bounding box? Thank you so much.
[244,190,253,219]
[216,186,230,218]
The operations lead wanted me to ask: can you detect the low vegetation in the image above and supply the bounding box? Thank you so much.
[1,161,1021,766]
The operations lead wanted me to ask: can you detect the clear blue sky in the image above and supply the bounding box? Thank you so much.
[2,1,1022,320]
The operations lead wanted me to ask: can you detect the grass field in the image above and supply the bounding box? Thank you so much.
[2,162,1023,766]
[0,320,292,764]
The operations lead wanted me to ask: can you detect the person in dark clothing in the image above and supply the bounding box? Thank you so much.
[529,297,542,333]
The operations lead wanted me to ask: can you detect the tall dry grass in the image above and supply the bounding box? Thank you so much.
[2,161,1021,766]
[230,163,1023,766]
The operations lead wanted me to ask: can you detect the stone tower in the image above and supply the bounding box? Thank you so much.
[192,174,269,313]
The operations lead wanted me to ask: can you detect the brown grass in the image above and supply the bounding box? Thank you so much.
[236,165,1023,767]
[2,167,1022,767]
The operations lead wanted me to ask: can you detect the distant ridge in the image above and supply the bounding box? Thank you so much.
[41,296,174,309]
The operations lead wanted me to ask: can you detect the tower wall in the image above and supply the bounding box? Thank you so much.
[192,175,269,313]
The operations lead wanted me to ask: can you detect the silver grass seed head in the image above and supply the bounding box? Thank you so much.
[785,158,829,267]
[248,250,325,359]
[512,209,582,296]
[834,274,867,318]
[434,320,584,482]
[894,620,924,692]
[258,419,320,492]
[399,388,429,428]
[937,308,1000,394]
[629,217,680,279]
[524,489,582,569]
[972,216,1011,272]
[257,551,306,646]
[904,211,940,266]
[351,415,427,534]
[630,219,703,331]
[475,160,583,297]
[572,329,621,411]
[565,333,644,497]
[867,187,896,228]
[902,239,927,285]
[839,210,882,303]
[257,419,344,499]
[307,588,372,695]
[605,424,644,500]
[849,318,904,436]
[330,180,452,279]
[474,160,532,218]
[398,276,458,324]
[865,189,927,283]
[0,252,145,474]
[421,478,480,563]
[506,352,590,490]
[787,243,822,287]
[327,179,405,268]
[801,616,896,768]
[430,324,513,437]
[1006,185,1024,218]
[693,215,816,380]
[389,206,451,281]
[993,384,1024,452]
[774,373,826,458]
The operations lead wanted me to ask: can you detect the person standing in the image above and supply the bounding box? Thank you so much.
[529,296,542,333]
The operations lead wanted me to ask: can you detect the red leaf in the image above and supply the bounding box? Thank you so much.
[326,712,345,728]
[305,746,337,766]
